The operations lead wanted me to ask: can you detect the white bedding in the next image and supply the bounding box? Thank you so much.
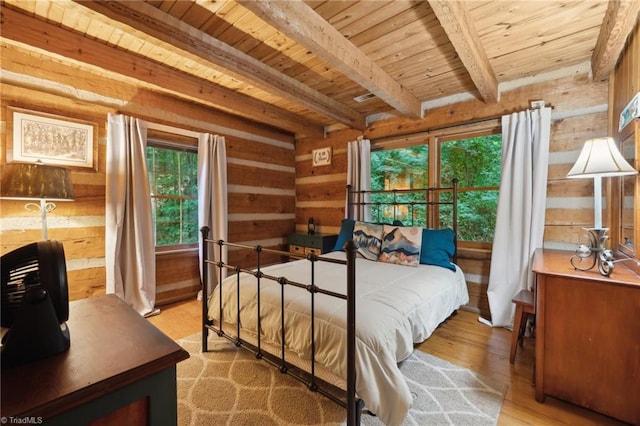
[207,251,469,425]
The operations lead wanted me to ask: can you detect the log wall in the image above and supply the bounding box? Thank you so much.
[0,43,295,305]
[295,73,610,317]
[609,21,640,268]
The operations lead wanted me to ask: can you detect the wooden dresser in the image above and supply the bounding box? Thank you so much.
[532,248,640,425]
[1,294,189,425]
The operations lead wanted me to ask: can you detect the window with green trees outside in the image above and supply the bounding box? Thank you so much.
[146,144,199,248]
[371,132,502,243]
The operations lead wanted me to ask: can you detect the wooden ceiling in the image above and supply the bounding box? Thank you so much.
[1,1,639,137]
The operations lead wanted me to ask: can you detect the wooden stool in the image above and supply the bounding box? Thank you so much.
[510,289,535,364]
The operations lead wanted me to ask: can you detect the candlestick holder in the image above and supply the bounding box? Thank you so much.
[570,228,615,276]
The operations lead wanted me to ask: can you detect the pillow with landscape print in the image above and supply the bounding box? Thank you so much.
[420,228,456,272]
[352,221,383,260]
[379,225,422,266]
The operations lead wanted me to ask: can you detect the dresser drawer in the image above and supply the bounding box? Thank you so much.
[310,234,338,252]
[289,244,305,255]
[288,233,307,247]
[304,247,321,256]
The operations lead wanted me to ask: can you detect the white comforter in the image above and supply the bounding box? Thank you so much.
[208,251,469,425]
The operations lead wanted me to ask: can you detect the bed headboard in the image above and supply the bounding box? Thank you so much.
[346,179,458,261]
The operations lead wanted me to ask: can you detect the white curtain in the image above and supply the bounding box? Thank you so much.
[346,138,372,221]
[105,114,158,317]
[198,133,228,299]
[484,107,551,328]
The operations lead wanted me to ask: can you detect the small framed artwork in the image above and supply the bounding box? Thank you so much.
[312,147,332,166]
[618,92,639,132]
[8,107,98,170]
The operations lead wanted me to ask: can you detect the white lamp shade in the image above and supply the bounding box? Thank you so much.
[567,137,638,178]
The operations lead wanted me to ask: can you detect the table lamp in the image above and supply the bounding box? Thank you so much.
[0,161,74,240]
[566,137,638,275]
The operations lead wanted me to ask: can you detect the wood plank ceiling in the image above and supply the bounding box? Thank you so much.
[1,0,639,137]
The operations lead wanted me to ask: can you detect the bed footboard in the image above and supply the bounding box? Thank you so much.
[200,227,363,425]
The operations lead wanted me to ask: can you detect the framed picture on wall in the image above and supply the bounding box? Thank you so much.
[8,107,98,170]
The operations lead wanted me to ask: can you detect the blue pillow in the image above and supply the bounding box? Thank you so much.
[332,219,355,251]
[420,228,456,272]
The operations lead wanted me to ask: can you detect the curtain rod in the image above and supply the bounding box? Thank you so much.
[371,116,501,146]
[147,121,200,139]
[370,103,610,145]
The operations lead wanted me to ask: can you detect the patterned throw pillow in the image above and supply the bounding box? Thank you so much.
[352,221,383,260]
[379,225,423,266]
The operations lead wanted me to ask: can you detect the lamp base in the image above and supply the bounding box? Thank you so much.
[570,228,615,276]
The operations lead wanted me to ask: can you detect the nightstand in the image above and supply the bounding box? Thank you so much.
[532,248,640,425]
[288,232,338,256]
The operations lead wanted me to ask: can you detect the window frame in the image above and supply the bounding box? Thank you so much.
[371,121,501,250]
[146,136,199,254]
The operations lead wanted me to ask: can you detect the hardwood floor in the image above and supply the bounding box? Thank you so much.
[148,299,627,426]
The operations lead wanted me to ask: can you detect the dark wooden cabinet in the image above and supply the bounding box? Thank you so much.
[1,295,189,425]
[532,249,640,425]
[288,232,338,256]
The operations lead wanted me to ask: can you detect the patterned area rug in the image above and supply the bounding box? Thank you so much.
[177,333,507,425]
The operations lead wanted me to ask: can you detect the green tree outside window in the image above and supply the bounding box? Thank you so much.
[146,145,199,247]
[371,134,501,243]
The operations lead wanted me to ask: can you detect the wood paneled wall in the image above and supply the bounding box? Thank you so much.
[608,21,640,264]
[0,46,295,306]
[295,74,609,316]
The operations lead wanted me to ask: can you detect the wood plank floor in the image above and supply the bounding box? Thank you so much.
[148,299,627,425]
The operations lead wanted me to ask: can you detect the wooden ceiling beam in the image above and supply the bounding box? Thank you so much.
[237,0,423,120]
[427,0,498,104]
[1,46,293,142]
[0,5,324,138]
[591,0,640,81]
[75,0,366,130]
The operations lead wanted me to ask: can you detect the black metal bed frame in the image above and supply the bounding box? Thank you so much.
[200,180,459,425]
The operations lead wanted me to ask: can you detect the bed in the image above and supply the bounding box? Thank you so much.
[200,181,469,425]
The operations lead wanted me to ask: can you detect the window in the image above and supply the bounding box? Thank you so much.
[370,145,428,225]
[439,133,501,242]
[371,129,501,244]
[146,143,198,248]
